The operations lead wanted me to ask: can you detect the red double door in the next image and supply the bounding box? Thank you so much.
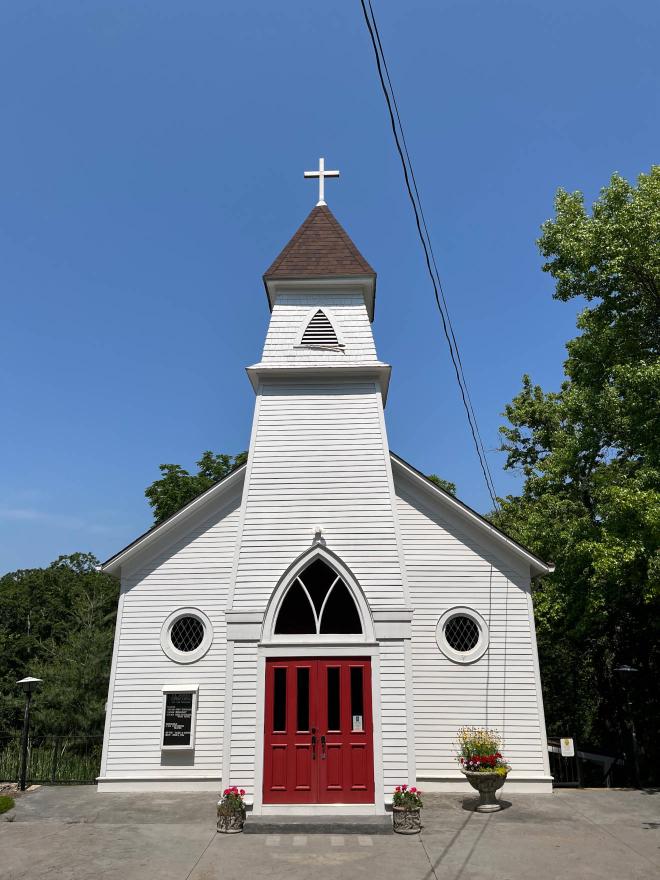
[263,658,375,804]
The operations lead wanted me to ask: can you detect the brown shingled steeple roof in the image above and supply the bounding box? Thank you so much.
[263,205,377,319]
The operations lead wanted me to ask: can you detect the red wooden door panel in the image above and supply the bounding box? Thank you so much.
[263,660,316,804]
[262,658,374,804]
[317,659,374,803]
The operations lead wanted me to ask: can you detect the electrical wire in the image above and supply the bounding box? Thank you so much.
[359,0,500,509]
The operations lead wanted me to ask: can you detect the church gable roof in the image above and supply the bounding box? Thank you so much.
[390,452,553,577]
[264,205,376,281]
[103,452,551,579]
[102,463,246,575]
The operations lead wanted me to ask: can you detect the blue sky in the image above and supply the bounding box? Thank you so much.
[1,1,658,571]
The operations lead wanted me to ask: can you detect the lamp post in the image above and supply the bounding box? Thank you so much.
[16,677,42,792]
[614,665,640,788]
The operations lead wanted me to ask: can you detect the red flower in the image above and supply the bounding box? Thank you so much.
[410,787,417,793]
[395,786,401,792]
[402,784,408,791]
[239,789,245,796]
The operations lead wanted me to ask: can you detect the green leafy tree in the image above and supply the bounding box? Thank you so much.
[145,450,247,524]
[493,167,659,781]
[427,474,457,495]
[0,553,119,739]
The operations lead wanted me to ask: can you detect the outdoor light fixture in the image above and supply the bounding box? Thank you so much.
[16,676,42,791]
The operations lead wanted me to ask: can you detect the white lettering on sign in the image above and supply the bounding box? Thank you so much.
[560,737,575,757]
[352,715,363,732]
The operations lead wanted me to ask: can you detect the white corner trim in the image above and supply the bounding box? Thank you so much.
[99,586,125,776]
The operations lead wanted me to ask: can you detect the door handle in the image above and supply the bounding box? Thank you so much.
[321,735,327,760]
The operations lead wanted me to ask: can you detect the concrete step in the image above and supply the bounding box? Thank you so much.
[244,814,393,835]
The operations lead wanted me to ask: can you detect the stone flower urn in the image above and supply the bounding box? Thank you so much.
[392,805,422,834]
[461,770,507,812]
[216,802,246,833]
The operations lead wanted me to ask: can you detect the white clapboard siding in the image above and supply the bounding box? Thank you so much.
[393,476,548,777]
[227,642,259,792]
[261,292,377,365]
[103,485,242,779]
[231,381,406,612]
[379,642,410,790]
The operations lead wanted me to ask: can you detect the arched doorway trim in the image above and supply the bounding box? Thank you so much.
[262,545,375,643]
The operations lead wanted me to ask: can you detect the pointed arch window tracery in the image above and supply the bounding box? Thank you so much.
[274,559,362,635]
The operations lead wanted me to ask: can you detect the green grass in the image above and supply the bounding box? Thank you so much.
[0,796,14,815]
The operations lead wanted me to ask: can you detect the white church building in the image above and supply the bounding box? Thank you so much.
[98,170,554,810]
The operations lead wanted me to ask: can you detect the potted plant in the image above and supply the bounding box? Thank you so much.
[392,784,423,834]
[216,786,247,833]
[457,727,509,812]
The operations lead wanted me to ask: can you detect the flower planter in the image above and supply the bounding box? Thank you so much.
[392,805,422,834]
[461,770,507,812]
[216,804,246,833]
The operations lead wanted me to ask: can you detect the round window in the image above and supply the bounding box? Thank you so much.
[171,616,205,653]
[161,608,213,664]
[436,607,488,663]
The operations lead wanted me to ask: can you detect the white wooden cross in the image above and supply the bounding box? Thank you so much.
[304,157,340,206]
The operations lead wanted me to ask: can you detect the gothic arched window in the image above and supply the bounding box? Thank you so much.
[274,559,362,635]
[300,310,340,347]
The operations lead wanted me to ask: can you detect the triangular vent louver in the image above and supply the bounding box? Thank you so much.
[301,310,340,347]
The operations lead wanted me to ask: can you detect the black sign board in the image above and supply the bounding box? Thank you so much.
[163,691,194,747]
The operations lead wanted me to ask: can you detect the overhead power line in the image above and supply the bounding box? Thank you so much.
[359,0,500,510]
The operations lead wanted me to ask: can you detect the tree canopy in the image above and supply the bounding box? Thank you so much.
[0,553,118,740]
[493,167,659,780]
[145,450,247,524]
[426,474,457,495]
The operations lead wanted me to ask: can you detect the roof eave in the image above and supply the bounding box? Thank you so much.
[390,452,554,577]
[101,463,247,577]
[263,274,377,322]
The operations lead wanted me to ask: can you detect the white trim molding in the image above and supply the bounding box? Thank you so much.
[97,776,220,793]
[417,773,554,795]
[294,306,345,348]
[160,608,213,664]
[261,544,376,645]
[435,606,489,664]
[264,277,377,322]
[160,683,200,751]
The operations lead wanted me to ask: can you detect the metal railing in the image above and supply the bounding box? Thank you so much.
[0,735,102,785]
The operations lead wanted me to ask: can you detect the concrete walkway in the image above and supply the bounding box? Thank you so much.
[1,786,659,879]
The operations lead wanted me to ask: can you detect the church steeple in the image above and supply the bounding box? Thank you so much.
[264,204,377,320]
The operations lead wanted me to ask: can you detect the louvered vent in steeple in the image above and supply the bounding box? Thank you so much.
[301,310,341,347]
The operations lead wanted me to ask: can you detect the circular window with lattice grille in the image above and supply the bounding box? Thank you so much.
[435,607,488,663]
[161,608,213,664]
